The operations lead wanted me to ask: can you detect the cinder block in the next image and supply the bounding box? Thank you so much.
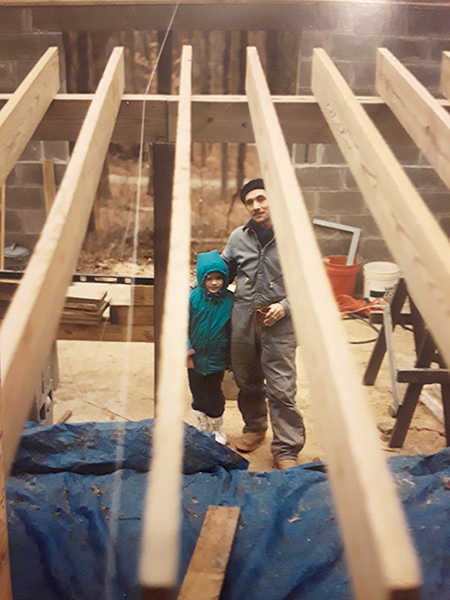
[295,165,342,190]
[330,34,379,63]
[350,61,377,95]
[318,144,346,165]
[0,8,23,33]
[339,214,381,237]
[360,238,393,263]
[429,38,450,63]
[5,186,44,210]
[404,166,448,191]
[420,191,450,214]
[0,34,39,60]
[350,4,408,36]
[0,60,16,92]
[5,210,23,233]
[439,216,450,238]
[408,7,450,36]
[20,162,44,186]
[389,144,421,166]
[19,141,43,162]
[22,209,46,234]
[43,141,70,162]
[54,163,67,187]
[301,190,317,213]
[384,36,430,62]
[316,190,365,214]
[404,63,441,93]
[300,30,333,59]
[6,166,20,187]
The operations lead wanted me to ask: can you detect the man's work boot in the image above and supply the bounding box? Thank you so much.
[235,431,266,453]
[274,458,297,470]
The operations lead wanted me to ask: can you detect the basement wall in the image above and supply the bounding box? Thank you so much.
[0,3,449,280]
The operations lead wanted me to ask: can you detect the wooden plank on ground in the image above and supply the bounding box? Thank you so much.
[0,47,124,474]
[313,47,450,386]
[0,47,59,186]
[440,51,450,101]
[177,506,240,600]
[140,45,192,598]
[247,46,421,600]
[376,48,450,191]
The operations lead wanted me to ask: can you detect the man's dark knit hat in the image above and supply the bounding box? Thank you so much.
[240,178,265,203]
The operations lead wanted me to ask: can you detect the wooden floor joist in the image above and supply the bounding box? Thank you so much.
[312,47,450,380]
[376,48,450,191]
[247,46,421,600]
[0,47,125,474]
[140,45,192,598]
[0,47,59,186]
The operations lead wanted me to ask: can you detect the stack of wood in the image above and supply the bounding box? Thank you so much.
[0,280,110,325]
[109,285,154,326]
[61,284,109,325]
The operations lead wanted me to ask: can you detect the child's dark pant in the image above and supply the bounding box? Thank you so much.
[188,370,225,418]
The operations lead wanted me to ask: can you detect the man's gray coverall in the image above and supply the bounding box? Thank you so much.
[222,222,305,460]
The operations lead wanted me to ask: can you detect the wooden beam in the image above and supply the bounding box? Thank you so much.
[177,506,240,600]
[0,185,5,272]
[0,47,59,187]
[247,46,421,600]
[140,45,192,597]
[440,51,450,101]
[376,48,450,191]
[1,93,443,144]
[42,159,57,214]
[57,322,154,342]
[313,47,450,387]
[0,47,124,475]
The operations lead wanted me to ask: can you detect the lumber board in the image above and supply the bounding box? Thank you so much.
[376,48,450,191]
[0,93,444,144]
[177,506,240,600]
[440,51,450,101]
[109,305,154,326]
[42,159,57,214]
[0,47,124,474]
[140,45,192,595]
[312,48,450,391]
[0,184,5,272]
[247,46,421,600]
[0,47,59,186]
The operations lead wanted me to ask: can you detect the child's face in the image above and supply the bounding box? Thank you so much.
[204,271,224,294]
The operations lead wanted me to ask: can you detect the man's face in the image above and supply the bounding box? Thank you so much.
[243,188,272,228]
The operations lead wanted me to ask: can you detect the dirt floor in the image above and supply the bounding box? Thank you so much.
[53,264,446,472]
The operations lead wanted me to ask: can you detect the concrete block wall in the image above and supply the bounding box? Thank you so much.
[0,31,68,255]
[291,2,450,289]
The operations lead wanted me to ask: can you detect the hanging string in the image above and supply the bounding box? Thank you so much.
[105,3,181,596]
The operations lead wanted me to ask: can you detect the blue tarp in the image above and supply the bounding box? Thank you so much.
[6,420,450,599]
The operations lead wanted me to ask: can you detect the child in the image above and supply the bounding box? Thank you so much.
[188,250,233,444]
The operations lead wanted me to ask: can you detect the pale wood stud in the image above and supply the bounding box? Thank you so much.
[248,46,421,600]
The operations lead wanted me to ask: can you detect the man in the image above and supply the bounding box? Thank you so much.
[222,178,305,470]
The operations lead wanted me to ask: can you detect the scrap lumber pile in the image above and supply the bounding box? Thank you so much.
[0,280,109,325]
[62,284,109,325]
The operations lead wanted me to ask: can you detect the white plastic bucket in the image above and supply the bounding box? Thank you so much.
[363,261,401,300]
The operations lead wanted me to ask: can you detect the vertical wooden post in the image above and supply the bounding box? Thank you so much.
[42,159,56,214]
[152,143,175,410]
[0,184,5,271]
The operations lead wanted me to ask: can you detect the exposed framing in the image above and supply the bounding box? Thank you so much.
[3,38,450,598]
[0,46,125,473]
[247,45,421,600]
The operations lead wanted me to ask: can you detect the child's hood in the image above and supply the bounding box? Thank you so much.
[196,250,228,288]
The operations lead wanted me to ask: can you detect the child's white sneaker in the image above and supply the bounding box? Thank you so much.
[207,416,227,445]
[192,409,209,432]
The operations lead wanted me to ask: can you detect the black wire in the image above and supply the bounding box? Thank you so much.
[343,314,380,344]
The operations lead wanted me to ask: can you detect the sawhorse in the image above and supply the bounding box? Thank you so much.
[363,278,450,448]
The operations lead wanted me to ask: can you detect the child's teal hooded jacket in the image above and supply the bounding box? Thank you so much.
[189,250,234,375]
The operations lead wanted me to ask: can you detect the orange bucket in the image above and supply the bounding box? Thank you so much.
[324,255,360,298]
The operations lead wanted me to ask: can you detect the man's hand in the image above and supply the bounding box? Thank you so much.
[263,303,286,327]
